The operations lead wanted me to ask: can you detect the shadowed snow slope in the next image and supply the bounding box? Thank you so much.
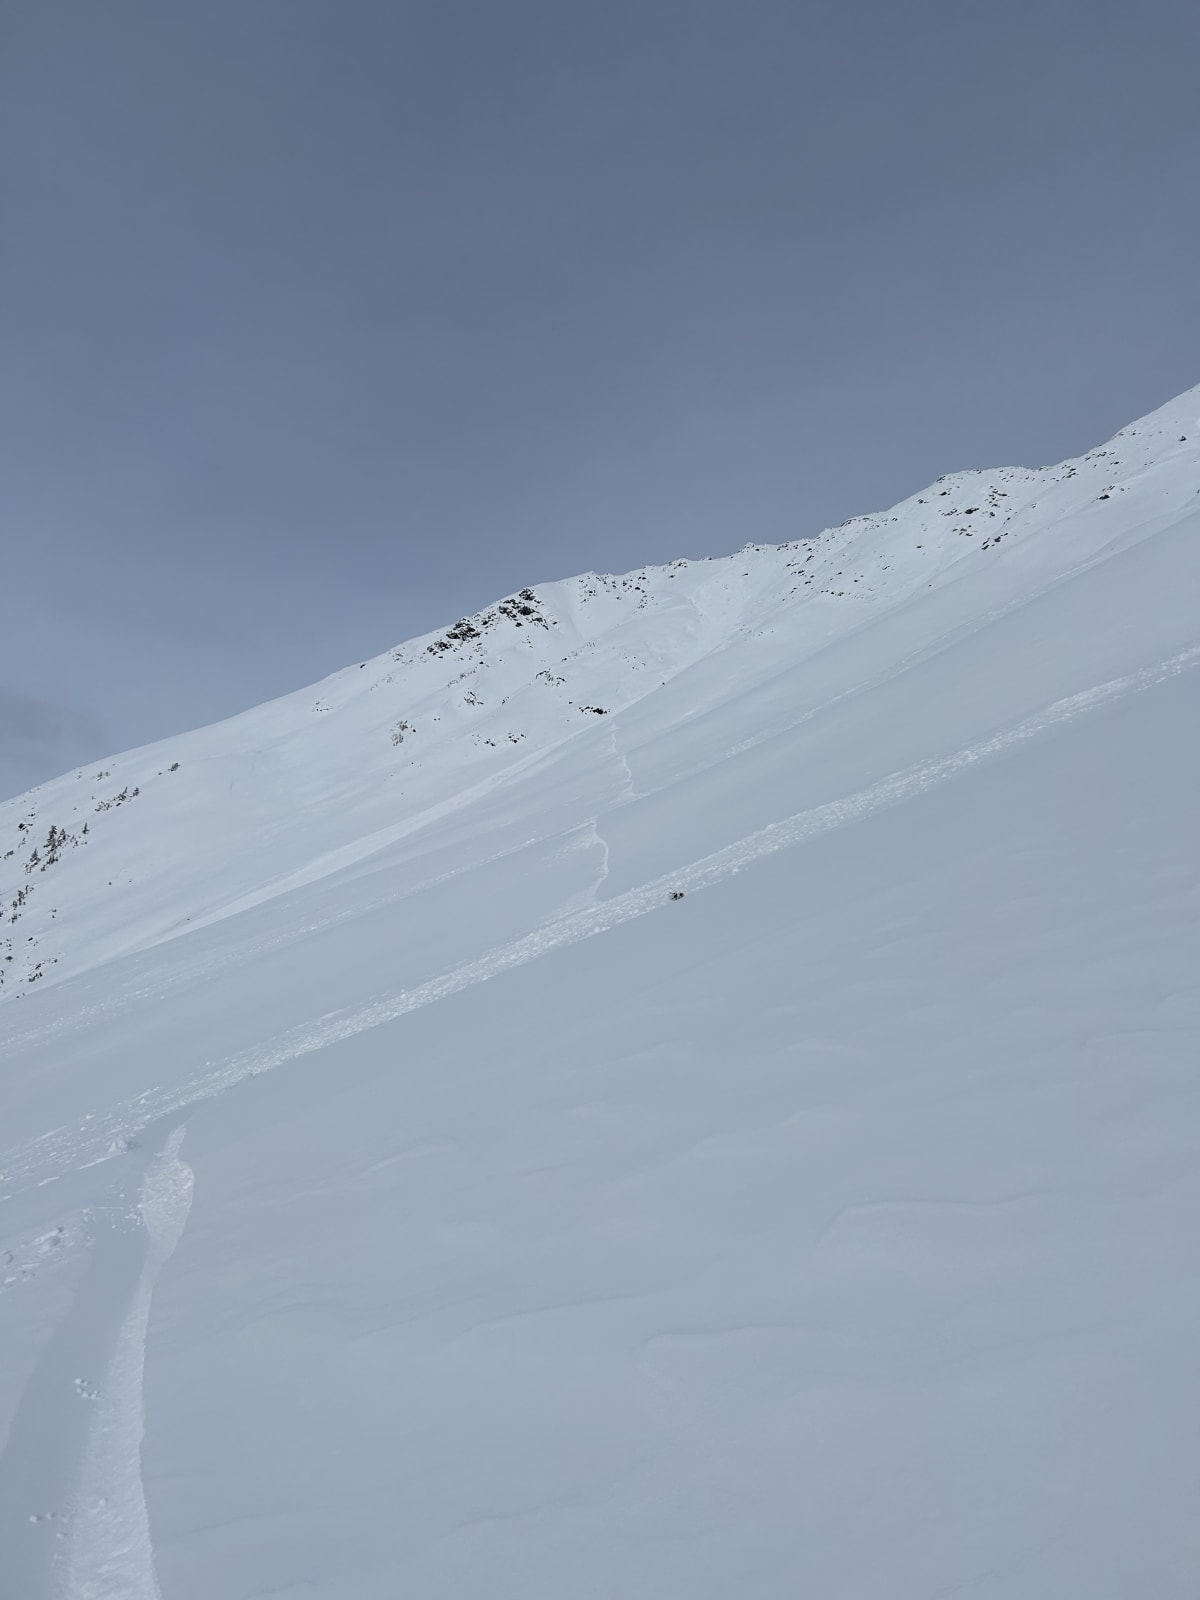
[1,387,1198,1598]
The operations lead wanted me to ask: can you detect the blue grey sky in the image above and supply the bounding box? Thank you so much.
[2,0,1198,797]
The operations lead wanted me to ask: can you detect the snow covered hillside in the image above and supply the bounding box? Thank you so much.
[1,387,1198,1598]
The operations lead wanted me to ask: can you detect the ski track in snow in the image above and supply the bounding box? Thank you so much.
[4,642,1196,1200]
[0,504,1188,1063]
[607,724,638,803]
[0,1125,192,1600]
[0,642,1195,1600]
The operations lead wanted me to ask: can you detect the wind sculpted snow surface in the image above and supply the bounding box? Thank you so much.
[1,389,1199,1597]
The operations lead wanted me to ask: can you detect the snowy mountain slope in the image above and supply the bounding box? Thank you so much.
[0,386,1198,1599]
[2,389,1196,1005]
